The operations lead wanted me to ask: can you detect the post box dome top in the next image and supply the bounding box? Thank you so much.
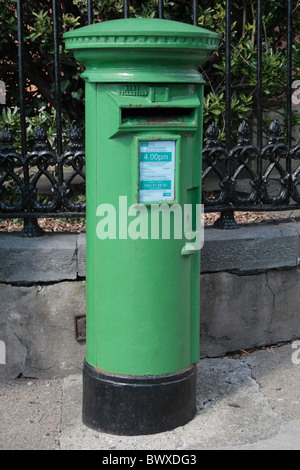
[64,18,220,83]
[64,18,219,47]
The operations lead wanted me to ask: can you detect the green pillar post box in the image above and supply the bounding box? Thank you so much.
[64,18,219,436]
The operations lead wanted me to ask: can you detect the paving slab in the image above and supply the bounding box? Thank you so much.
[0,377,62,450]
[1,344,299,450]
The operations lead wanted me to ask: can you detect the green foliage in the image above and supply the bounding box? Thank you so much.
[0,0,299,148]
[0,106,57,149]
[28,10,53,42]
[197,0,300,141]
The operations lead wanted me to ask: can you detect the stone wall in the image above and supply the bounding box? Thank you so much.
[1,221,300,380]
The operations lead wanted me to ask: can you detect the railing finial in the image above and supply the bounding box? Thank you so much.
[0,127,14,153]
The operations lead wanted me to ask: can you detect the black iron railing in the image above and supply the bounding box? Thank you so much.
[0,0,299,235]
[203,0,300,229]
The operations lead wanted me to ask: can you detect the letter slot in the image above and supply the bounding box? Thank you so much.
[121,107,197,126]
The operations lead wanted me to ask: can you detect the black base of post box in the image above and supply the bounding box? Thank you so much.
[82,360,197,436]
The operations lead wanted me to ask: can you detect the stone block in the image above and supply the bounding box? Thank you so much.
[266,267,300,343]
[200,267,300,358]
[0,233,79,283]
[201,222,299,274]
[200,271,273,357]
[0,321,27,381]
[0,282,86,380]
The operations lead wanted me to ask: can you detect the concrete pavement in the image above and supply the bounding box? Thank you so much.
[0,343,299,451]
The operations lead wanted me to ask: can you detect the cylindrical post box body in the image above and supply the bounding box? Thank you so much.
[64,18,219,435]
